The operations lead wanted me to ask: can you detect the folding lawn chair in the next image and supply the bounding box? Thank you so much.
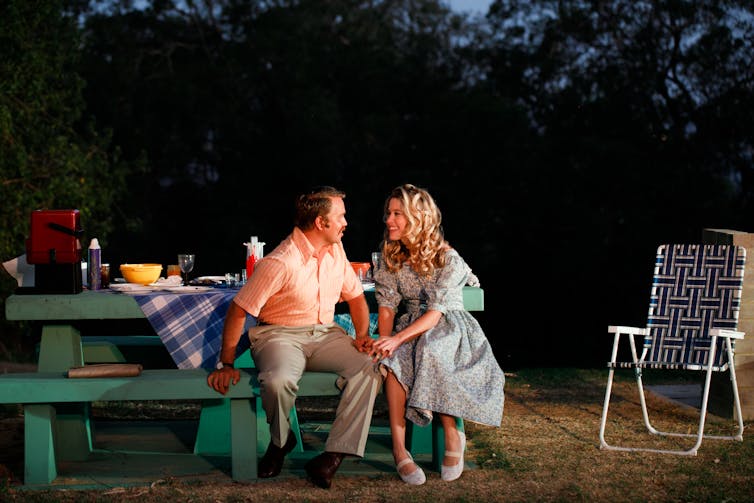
[598,244,746,455]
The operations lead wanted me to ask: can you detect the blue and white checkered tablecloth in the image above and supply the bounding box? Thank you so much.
[132,290,245,369]
[130,290,378,370]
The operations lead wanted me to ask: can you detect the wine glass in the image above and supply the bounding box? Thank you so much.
[371,251,381,278]
[177,254,195,286]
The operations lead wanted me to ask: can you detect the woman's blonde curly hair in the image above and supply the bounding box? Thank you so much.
[382,184,448,277]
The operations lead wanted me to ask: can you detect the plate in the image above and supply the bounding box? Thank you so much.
[109,283,157,293]
[194,276,225,282]
[165,286,214,293]
[191,276,226,286]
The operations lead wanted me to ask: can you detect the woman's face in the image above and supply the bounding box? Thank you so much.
[385,197,407,242]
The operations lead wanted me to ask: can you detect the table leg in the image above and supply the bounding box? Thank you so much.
[24,404,58,485]
[38,324,85,371]
[194,398,303,455]
[37,324,93,461]
[230,398,258,481]
[194,399,231,455]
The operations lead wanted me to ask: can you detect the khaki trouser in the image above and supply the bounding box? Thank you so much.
[249,323,383,457]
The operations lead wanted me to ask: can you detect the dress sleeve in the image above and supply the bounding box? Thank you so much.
[426,251,475,312]
[374,257,401,312]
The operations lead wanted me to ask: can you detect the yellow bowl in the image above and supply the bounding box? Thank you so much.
[120,263,163,285]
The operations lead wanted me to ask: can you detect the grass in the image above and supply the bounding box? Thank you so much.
[2,368,754,502]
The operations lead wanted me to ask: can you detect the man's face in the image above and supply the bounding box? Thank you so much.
[321,196,347,244]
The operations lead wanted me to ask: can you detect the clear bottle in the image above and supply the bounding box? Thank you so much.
[88,238,102,290]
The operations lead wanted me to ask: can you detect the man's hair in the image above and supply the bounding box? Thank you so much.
[294,186,346,230]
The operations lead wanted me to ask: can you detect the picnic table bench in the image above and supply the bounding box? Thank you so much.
[2,286,484,486]
[0,368,344,485]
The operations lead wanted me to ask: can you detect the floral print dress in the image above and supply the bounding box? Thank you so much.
[374,249,505,427]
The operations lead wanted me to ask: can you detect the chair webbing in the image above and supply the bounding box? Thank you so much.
[641,244,745,369]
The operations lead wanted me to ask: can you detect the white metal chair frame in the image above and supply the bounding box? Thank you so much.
[598,244,746,456]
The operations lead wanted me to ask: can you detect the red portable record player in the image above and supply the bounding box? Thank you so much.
[25,209,84,293]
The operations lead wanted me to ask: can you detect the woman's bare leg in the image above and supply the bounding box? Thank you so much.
[385,371,419,475]
[438,413,462,467]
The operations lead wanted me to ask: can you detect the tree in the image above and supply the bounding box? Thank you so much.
[480,0,754,364]
[0,0,136,263]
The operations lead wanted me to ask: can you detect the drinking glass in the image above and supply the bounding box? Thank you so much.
[177,254,195,286]
[371,251,381,278]
[167,264,181,278]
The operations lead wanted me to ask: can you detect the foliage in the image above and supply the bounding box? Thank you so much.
[0,0,137,265]
[1,0,753,367]
[482,0,754,365]
[0,0,140,355]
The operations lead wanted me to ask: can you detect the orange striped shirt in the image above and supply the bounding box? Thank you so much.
[232,227,363,325]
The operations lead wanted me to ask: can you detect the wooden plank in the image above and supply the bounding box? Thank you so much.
[6,287,484,321]
[0,369,346,404]
[462,286,484,311]
[5,291,145,320]
[0,369,248,403]
[703,229,754,420]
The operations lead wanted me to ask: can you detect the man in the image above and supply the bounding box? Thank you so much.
[207,186,381,489]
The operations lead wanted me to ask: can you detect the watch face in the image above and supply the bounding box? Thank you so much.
[215,361,225,370]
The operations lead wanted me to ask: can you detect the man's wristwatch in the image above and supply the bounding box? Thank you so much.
[216,361,234,370]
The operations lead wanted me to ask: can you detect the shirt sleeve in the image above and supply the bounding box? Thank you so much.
[338,248,364,302]
[233,257,288,317]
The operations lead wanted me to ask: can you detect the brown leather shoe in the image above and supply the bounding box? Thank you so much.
[258,432,297,478]
[304,451,345,489]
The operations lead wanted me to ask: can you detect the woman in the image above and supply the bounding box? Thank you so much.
[370,184,505,485]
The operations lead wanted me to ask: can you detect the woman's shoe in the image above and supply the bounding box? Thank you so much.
[396,455,426,485]
[441,430,466,481]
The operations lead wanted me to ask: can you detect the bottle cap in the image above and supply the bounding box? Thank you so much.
[89,238,100,249]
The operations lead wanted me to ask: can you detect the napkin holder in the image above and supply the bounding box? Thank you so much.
[25,209,84,294]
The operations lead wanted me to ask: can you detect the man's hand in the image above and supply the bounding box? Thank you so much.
[352,335,374,353]
[207,367,241,395]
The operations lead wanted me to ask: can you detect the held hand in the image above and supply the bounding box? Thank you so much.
[207,367,241,395]
[369,336,401,361]
[352,336,374,353]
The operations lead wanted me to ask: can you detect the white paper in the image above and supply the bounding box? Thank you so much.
[2,254,35,287]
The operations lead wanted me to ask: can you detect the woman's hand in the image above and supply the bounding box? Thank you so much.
[369,335,402,361]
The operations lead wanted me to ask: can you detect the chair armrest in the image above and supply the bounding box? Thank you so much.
[709,329,745,340]
[607,325,648,336]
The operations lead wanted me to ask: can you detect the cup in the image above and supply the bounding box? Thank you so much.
[100,264,110,288]
[167,264,181,277]
[225,273,240,288]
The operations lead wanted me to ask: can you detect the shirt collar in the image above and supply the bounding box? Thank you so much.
[292,226,336,262]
